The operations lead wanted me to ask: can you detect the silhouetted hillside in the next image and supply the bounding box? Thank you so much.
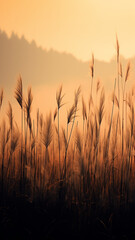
[0,31,88,89]
[0,30,134,92]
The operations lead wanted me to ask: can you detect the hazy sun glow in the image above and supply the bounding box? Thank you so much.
[0,0,135,61]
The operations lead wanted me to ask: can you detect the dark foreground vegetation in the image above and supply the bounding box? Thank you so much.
[1,191,135,240]
[1,38,135,239]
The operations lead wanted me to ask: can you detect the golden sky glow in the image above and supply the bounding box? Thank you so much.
[0,0,135,61]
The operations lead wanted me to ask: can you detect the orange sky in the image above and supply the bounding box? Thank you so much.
[0,0,135,61]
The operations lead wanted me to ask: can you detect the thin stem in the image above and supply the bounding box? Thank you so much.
[58,107,61,178]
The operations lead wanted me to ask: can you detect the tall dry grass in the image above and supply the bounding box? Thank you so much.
[1,38,135,213]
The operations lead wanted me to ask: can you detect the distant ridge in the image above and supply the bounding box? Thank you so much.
[0,30,88,88]
[0,30,134,92]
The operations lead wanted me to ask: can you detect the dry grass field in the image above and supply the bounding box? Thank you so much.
[0,39,135,239]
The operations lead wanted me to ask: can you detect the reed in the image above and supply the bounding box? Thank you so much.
[90,53,94,98]
[0,89,3,109]
[14,75,23,192]
[56,85,64,178]
[41,113,53,187]
[7,102,13,177]
[95,87,105,174]
[24,87,33,137]
[82,96,87,135]
[1,121,10,201]
[116,35,120,102]
[64,86,81,181]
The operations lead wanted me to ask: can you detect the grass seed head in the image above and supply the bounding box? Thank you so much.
[67,104,76,124]
[125,62,130,82]
[116,35,119,63]
[14,74,23,109]
[0,89,3,109]
[7,102,13,131]
[42,113,53,149]
[82,96,87,121]
[56,85,64,109]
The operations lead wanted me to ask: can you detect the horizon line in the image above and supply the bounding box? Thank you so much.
[0,28,134,64]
